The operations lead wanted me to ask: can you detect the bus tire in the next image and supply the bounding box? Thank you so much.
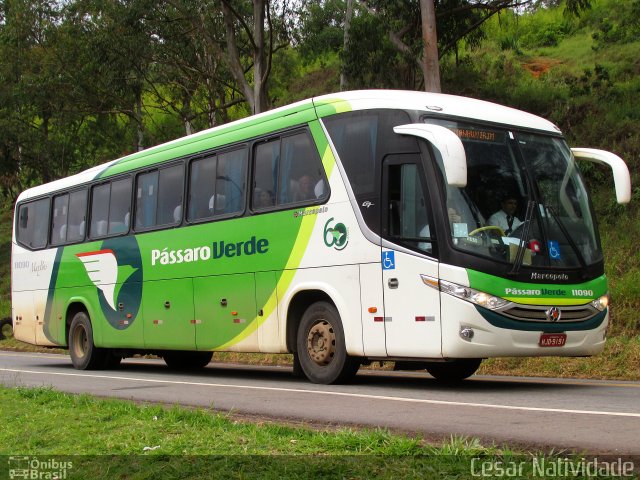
[425,358,482,382]
[163,351,213,370]
[296,301,359,384]
[68,311,106,370]
[0,317,13,340]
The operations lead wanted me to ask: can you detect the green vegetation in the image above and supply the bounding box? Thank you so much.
[1,0,639,379]
[1,385,622,479]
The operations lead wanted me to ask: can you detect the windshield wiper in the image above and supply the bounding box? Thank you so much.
[509,200,536,276]
[545,204,588,271]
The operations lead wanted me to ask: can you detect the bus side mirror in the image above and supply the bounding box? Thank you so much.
[393,124,467,187]
[572,148,631,204]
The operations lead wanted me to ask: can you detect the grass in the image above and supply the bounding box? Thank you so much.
[1,385,626,479]
[0,385,514,479]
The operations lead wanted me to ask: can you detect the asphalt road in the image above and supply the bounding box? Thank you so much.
[2,351,639,455]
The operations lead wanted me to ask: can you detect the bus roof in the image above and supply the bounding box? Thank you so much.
[17,90,560,202]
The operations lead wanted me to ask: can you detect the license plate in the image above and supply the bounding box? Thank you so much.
[539,333,567,347]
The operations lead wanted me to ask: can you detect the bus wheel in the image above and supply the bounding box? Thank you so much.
[0,317,13,340]
[425,358,482,382]
[297,301,359,384]
[163,351,213,370]
[68,311,106,370]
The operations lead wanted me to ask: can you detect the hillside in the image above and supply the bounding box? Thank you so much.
[0,0,638,377]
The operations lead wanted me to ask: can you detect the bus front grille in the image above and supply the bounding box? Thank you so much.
[500,304,599,323]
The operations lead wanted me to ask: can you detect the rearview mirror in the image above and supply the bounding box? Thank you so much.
[572,148,631,204]
[394,124,467,187]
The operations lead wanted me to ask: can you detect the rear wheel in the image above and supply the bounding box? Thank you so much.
[425,358,482,382]
[0,317,13,340]
[296,301,359,384]
[68,311,106,370]
[163,351,213,370]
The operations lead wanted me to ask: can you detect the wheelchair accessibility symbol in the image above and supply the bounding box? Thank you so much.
[382,251,395,270]
[548,240,561,260]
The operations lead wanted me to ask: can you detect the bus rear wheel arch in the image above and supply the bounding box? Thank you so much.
[296,301,360,384]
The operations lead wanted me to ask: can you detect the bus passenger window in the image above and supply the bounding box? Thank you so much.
[17,198,50,249]
[156,164,184,226]
[215,148,246,215]
[188,147,246,221]
[136,171,159,229]
[51,194,70,246]
[67,189,87,243]
[253,140,279,211]
[108,178,131,234]
[188,156,216,221]
[252,131,326,211]
[280,133,324,205]
[90,183,110,238]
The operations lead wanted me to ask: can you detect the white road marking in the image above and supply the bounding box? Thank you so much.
[1,366,640,419]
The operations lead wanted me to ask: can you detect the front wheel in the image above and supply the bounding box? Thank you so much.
[0,317,13,340]
[68,311,106,370]
[296,301,359,384]
[425,358,482,382]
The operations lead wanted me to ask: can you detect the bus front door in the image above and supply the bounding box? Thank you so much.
[381,156,442,358]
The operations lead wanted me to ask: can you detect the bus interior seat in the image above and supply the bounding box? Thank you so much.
[173,205,182,222]
[58,224,67,242]
[95,220,108,236]
[209,194,226,213]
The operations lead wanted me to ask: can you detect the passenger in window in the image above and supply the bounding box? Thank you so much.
[254,188,274,208]
[295,174,318,202]
[488,194,522,236]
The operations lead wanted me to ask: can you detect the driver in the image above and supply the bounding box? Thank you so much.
[488,194,522,236]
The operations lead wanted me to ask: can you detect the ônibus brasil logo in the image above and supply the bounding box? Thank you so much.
[76,236,142,330]
[324,217,348,251]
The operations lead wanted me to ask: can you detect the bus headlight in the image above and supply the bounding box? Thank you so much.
[591,294,609,311]
[437,279,510,310]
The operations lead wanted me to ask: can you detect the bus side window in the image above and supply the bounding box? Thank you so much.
[90,178,131,238]
[51,193,70,246]
[17,198,50,249]
[252,131,326,211]
[90,183,110,239]
[108,177,131,235]
[188,155,217,222]
[215,148,247,215]
[136,171,159,229]
[252,139,279,211]
[67,189,87,243]
[156,164,184,226]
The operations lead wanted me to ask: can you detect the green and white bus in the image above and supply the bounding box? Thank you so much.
[11,90,631,383]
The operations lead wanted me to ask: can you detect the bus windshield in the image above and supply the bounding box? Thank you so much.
[425,119,602,268]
